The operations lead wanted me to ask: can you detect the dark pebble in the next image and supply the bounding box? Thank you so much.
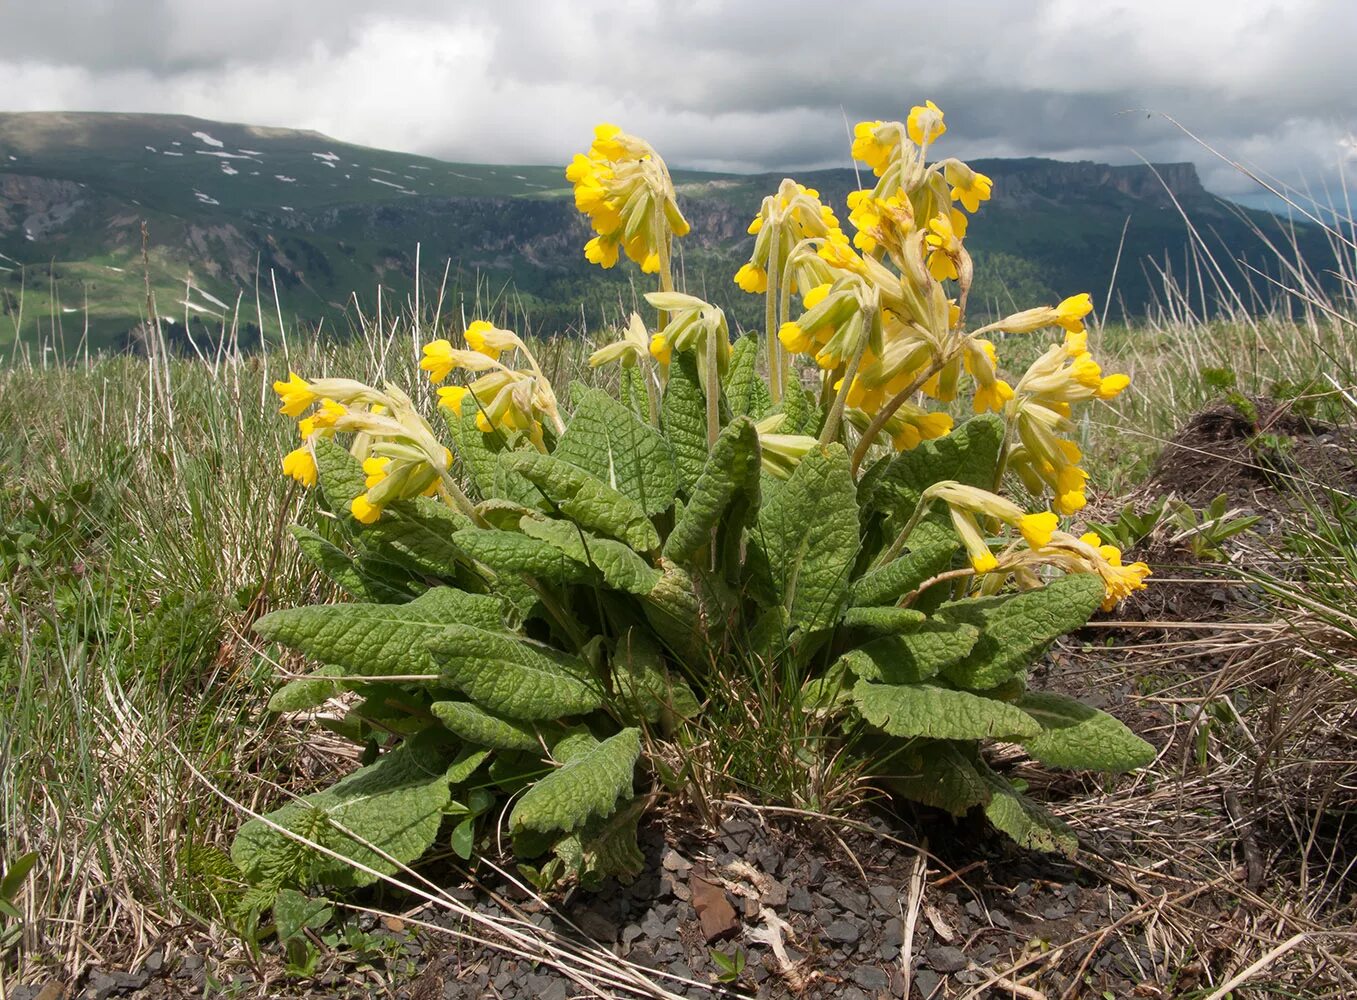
[788,887,814,912]
[826,919,862,944]
[913,968,942,997]
[869,885,899,913]
[926,945,968,973]
[853,964,890,991]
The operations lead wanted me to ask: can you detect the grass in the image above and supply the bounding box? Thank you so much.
[2,228,1356,995]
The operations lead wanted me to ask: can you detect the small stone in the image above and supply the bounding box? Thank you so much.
[964,899,984,919]
[840,988,868,1000]
[742,896,760,919]
[759,880,788,908]
[788,887,814,913]
[622,923,644,945]
[869,885,899,914]
[671,879,691,902]
[144,951,164,975]
[539,982,570,1000]
[178,954,202,974]
[825,919,862,945]
[577,911,618,942]
[853,965,890,991]
[661,849,691,874]
[828,884,870,917]
[913,968,942,998]
[640,908,667,940]
[690,873,739,943]
[805,860,825,886]
[926,945,968,973]
[754,846,781,874]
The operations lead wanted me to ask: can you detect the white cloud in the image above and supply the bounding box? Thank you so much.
[0,0,1354,203]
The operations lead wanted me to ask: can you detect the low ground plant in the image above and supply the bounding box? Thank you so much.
[232,105,1156,914]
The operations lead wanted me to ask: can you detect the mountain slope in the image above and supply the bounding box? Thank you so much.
[0,111,1324,351]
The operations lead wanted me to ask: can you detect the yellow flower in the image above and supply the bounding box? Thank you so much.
[420,339,500,384]
[906,100,946,146]
[949,506,998,574]
[465,320,520,359]
[272,372,318,417]
[944,161,993,213]
[309,398,347,429]
[734,262,768,294]
[584,236,620,269]
[350,494,382,524]
[649,333,672,366]
[1053,293,1094,333]
[973,379,1014,414]
[1018,511,1059,549]
[281,445,317,487]
[437,385,469,411]
[362,456,390,490]
[924,212,964,282]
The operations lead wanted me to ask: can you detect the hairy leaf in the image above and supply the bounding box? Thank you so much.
[503,451,659,552]
[509,728,642,835]
[451,525,591,585]
[555,387,677,516]
[725,336,771,419]
[313,437,366,516]
[613,628,700,725]
[839,621,980,684]
[1017,692,1155,772]
[254,586,503,678]
[886,740,990,816]
[660,353,711,495]
[520,518,662,595]
[851,522,958,607]
[290,525,412,603]
[937,573,1103,690]
[643,559,711,662]
[853,680,1042,741]
[269,664,349,713]
[840,606,927,635]
[753,443,859,631]
[231,738,457,888]
[431,700,545,752]
[428,624,602,720]
[664,416,761,563]
[980,765,1078,857]
[864,415,1004,522]
[362,499,470,577]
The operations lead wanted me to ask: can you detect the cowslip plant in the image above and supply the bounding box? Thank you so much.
[233,106,1153,901]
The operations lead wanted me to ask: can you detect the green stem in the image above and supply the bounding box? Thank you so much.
[765,222,782,404]
[874,496,934,569]
[705,320,720,449]
[437,469,486,526]
[818,306,874,447]
[848,354,949,475]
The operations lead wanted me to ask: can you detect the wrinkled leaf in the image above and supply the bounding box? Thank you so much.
[853,680,1042,741]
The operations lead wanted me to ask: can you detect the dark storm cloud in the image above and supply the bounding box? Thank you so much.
[1,0,1353,205]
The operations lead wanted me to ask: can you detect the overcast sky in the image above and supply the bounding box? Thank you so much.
[2,0,1354,207]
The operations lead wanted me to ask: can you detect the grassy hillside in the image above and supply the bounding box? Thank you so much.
[0,111,1334,353]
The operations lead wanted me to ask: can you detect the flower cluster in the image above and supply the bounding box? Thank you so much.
[733,179,848,297]
[421,320,563,449]
[272,374,456,524]
[566,124,689,274]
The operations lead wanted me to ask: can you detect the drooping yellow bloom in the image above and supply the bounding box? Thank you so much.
[1053,293,1094,333]
[350,494,382,524]
[567,124,688,274]
[851,120,899,176]
[465,320,521,359]
[420,338,500,383]
[924,211,966,282]
[906,101,946,146]
[944,160,993,213]
[734,179,846,298]
[281,444,318,487]
[273,372,319,417]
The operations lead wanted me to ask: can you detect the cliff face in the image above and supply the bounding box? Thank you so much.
[971,159,1208,209]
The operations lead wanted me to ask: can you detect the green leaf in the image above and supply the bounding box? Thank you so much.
[851,522,958,607]
[445,746,492,784]
[777,381,819,435]
[503,451,660,552]
[313,437,366,517]
[0,852,38,902]
[1016,692,1155,772]
[642,560,710,662]
[290,525,413,603]
[725,336,771,419]
[443,394,521,502]
[753,443,859,631]
[269,664,349,713]
[362,500,470,577]
[451,525,591,585]
[612,628,700,725]
[664,416,761,563]
[840,606,927,634]
[428,624,602,720]
[231,738,457,888]
[273,889,333,942]
[619,366,650,420]
[509,729,641,835]
[431,700,545,752]
[580,798,647,879]
[449,817,476,860]
[937,573,1104,690]
[520,518,662,595]
[554,387,677,516]
[852,680,1042,740]
[864,415,1004,522]
[254,587,503,679]
[979,765,1078,857]
[886,741,990,816]
[661,353,711,495]
[839,621,979,684]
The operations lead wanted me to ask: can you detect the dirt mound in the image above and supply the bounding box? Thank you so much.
[1146,396,1356,505]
